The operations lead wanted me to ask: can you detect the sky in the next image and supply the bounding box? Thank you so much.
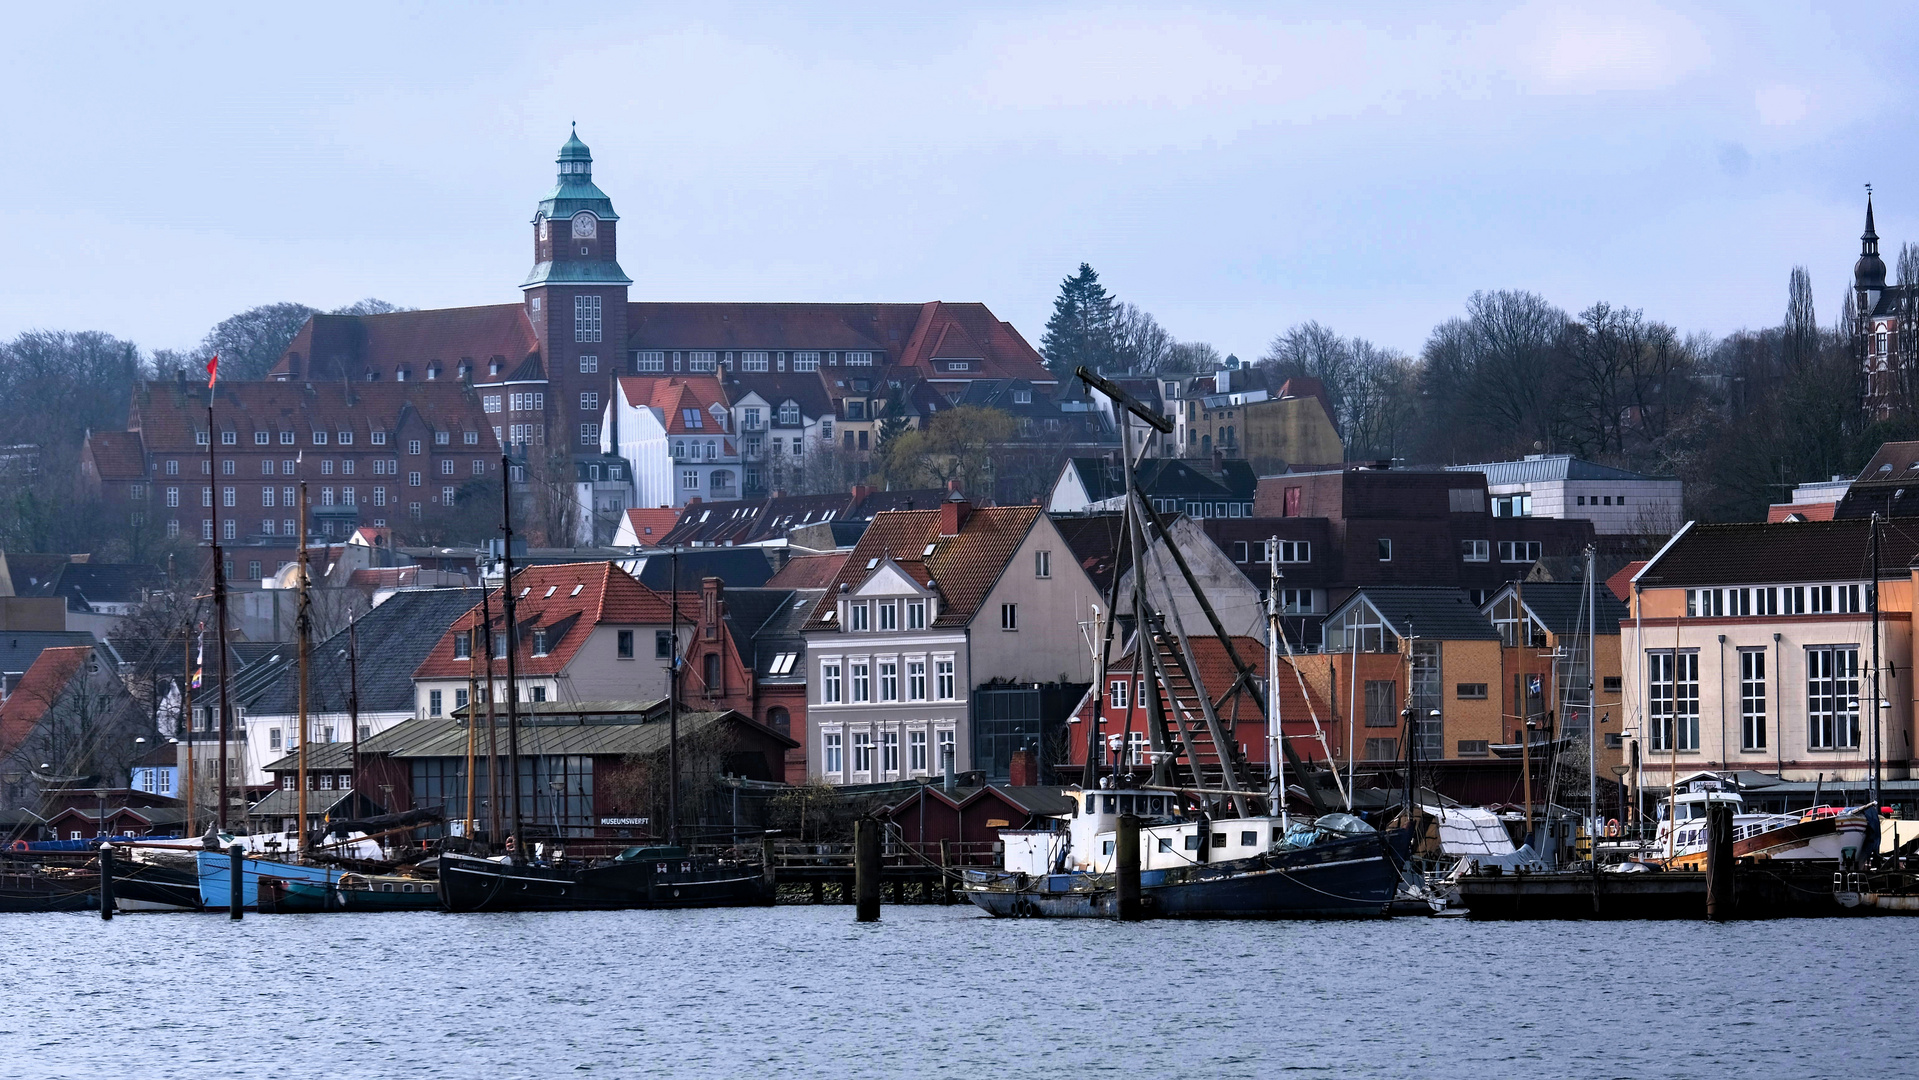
[4,1,1918,361]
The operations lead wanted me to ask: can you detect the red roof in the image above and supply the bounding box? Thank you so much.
[1767,502,1837,523]
[766,553,848,589]
[620,508,683,546]
[895,302,1053,385]
[130,380,498,454]
[804,504,1041,630]
[0,646,91,760]
[346,566,425,590]
[85,431,148,481]
[616,376,730,435]
[274,305,540,382]
[413,562,695,679]
[1607,561,1646,603]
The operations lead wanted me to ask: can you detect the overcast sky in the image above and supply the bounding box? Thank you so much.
[4,2,1916,361]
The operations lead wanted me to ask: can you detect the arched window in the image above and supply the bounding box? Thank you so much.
[1201,433,1212,453]
[703,652,721,691]
[767,707,791,734]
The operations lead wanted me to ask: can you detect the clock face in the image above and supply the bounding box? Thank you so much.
[572,213,597,239]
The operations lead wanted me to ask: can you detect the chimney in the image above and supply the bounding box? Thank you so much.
[849,483,872,503]
[1008,748,1037,787]
[938,492,971,536]
[943,743,956,792]
[1212,448,1225,473]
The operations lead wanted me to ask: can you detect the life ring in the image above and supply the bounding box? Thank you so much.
[1606,819,1620,837]
[7,840,26,852]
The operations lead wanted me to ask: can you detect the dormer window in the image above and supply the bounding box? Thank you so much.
[313,431,327,445]
[532,629,549,657]
[221,431,236,446]
[281,431,296,445]
[453,631,471,659]
[848,602,869,631]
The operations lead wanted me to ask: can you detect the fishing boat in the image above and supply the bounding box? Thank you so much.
[965,792,1406,918]
[439,846,772,912]
[196,846,345,909]
[109,845,204,911]
[0,864,97,912]
[257,876,337,913]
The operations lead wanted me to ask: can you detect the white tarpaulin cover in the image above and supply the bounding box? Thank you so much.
[1424,806,1517,857]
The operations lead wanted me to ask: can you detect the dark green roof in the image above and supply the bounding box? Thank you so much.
[520,259,632,288]
[1343,586,1501,641]
[558,128,592,161]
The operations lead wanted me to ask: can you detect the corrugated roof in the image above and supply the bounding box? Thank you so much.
[362,707,792,759]
[1445,454,1671,485]
[251,588,485,717]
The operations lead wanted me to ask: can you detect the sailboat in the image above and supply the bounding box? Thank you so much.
[437,464,773,912]
[962,368,1409,919]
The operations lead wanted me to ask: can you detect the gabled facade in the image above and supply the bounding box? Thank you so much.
[602,375,736,508]
[800,501,1102,785]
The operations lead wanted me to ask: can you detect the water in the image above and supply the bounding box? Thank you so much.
[3,907,1915,1079]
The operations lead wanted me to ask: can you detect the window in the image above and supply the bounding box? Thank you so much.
[882,729,899,772]
[196,430,209,447]
[656,630,673,659]
[852,731,873,773]
[1364,680,1398,727]
[372,487,386,507]
[1647,651,1700,752]
[1456,683,1488,700]
[741,351,769,372]
[439,459,454,476]
[907,659,926,701]
[1499,541,1542,563]
[220,430,236,446]
[473,459,485,475]
[909,729,927,773]
[687,351,717,373]
[429,690,444,717]
[849,603,869,632]
[823,732,843,774]
[580,392,599,412]
[580,423,599,445]
[222,519,236,540]
[322,459,335,476]
[321,487,336,507]
[435,430,449,446]
[575,295,602,342]
[906,600,926,629]
[269,727,282,751]
[409,439,422,455]
[617,630,634,659]
[877,601,897,631]
[166,520,179,537]
[1460,539,1490,562]
[1271,540,1309,563]
[578,355,599,375]
[408,471,422,487]
[1739,649,1768,752]
[484,395,502,414]
[1110,679,1130,710]
[793,351,821,372]
[339,431,353,446]
[222,486,235,507]
[879,661,898,701]
[937,729,955,770]
[1492,493,1532,517]
[532,629,549,657]
[1035,550,1051,578]
[165,460,178,475]
[822,663,843,703]
[936,659,954,700]
[1001,603,1018,631]
[1457,740,1490,757]
[851,662,870,702]
[454,631,471,659]
[1806,646,1860,750]
[1377,538,1392,562]
[682,470,698,490]
[1364,738,1399,761]
[166,487,179,507]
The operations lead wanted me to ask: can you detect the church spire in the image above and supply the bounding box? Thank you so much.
[1856,188,1887,290]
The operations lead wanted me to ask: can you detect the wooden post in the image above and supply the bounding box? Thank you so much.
[98,843,114,920]
[1705,802,1734,921]
[939,839,953,905]
[854,818,881,922]
[1116,813,1142,921]
[762,834,777,897]
[228,843,245,920]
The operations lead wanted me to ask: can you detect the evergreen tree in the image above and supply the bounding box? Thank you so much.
[1040,263,1118,380]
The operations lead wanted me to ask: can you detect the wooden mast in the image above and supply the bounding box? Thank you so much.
[667,547,681,847]
[499,455,526,861]
[297,479,311,851]
[464,599,478,840]
[181,618,195,837]
[347,611,361,817]
[209,396,233,833]
[481,586,500,845]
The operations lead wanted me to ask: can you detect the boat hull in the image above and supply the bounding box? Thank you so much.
[195,851,342,909]
[438,852,774,912]
[112,859,203,912]
[964,829,1406,920]
[0,872,98,913]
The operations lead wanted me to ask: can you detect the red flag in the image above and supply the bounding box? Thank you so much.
[206,355,219,389]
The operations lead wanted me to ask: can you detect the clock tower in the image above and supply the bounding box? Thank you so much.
[520,126,631,457]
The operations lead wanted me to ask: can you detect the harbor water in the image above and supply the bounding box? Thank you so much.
[3,907,1916,1079]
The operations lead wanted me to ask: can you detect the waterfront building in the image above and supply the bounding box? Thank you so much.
[1622,519,1916,795]
[1047,456,1257,519]
[1481,579,1627,773]
[800,498,1103,785]
[677,576,823,783]
[0,644,144,813]
[411,562,695,720]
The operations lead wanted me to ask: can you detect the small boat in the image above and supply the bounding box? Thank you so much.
[257,876,338,913]
[438,846,773,912]
[964,789,1407,919]
[335,872,439,911]
[196,848,344,910]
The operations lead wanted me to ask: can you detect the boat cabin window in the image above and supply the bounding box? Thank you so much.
[1212,833,1228,847]
[1158,838,1173,852]
[1184,835,1200,850]
[1102,796,1117,814]
[1273,829,1285,845]
[1240,831,1257,846]
[1102,840,1114,855]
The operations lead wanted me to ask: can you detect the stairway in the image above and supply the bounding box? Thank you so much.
[1146,626,1251,793]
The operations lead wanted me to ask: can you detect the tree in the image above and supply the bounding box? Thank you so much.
[874,406,1017,495]
[331,298,411,316]
[1111,303,1174,373]
[200,302,319,381]
[1040,263,1117,379]
[1784,266,1819,372]
[1163,341,1222,373]
[876,385,911,452]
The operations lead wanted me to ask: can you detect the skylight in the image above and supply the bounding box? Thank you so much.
[544,586,556,598]
[867,557,880,569]
[922,542,937,557]
[571,585,583,597]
